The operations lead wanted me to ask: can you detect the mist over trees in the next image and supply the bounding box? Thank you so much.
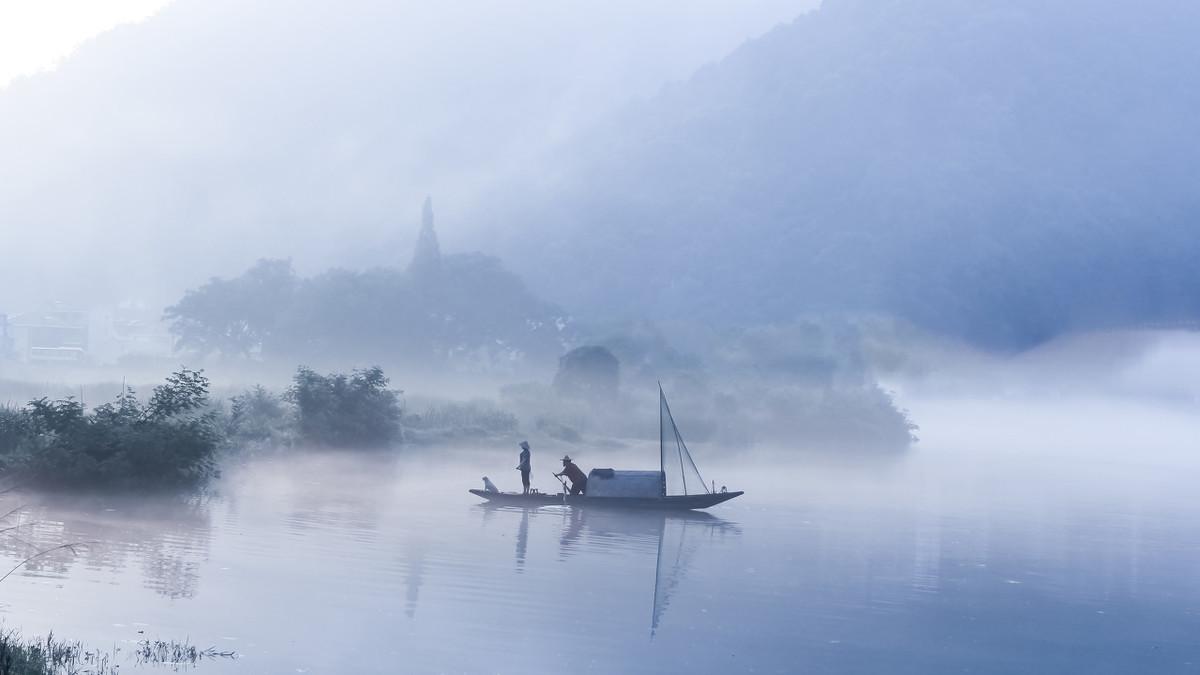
[0,0,815,309]
[7,0,1192,453]
[164,202,572,369]
[554,346,620,402]
[3,0,1194,352]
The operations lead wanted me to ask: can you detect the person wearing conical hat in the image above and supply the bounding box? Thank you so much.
[516,441,532,495]
[554,454,587,495]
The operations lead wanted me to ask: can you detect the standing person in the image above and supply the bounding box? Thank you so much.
[516,441,532,495]
[555,455,587,495]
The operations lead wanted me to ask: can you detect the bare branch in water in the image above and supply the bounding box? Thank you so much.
[0,541,95,584]
[0,503,28,522]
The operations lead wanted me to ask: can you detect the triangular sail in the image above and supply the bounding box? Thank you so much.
[659,386,709,496]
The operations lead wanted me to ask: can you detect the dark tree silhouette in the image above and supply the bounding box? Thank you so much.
[286,366,401,447]
[164,259,297,358]
[163,204,572,366]
[554,345,620,401]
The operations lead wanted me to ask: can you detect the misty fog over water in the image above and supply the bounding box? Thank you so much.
[2,0,1200,672]
[0,365,1197,673]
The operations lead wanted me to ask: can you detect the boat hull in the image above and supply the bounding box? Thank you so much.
[468,489,743,510]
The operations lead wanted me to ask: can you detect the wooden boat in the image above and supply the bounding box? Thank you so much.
[467,488,743,510]
[469,386,743,511]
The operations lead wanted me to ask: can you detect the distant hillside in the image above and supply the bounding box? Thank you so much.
[0,0,813,309]
[488,0,1200,348]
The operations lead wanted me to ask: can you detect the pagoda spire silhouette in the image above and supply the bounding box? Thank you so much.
[408,196,441,278]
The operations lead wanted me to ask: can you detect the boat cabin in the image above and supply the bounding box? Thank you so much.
[587,469,664,498]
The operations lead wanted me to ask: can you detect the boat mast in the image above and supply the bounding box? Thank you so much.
[659,383,666,496]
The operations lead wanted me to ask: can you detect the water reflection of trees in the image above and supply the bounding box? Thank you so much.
[0,493,213,600]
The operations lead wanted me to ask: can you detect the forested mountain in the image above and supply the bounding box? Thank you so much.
[488,0,1200,348]
[6,0,1196,351]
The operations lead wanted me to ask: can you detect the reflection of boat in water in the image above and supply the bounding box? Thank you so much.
[651,510,734,635]
[477,503,739,634]
[470,387,744,510]
[475,502,737,536]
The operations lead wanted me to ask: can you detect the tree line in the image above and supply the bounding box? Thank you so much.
[0,366,405,490]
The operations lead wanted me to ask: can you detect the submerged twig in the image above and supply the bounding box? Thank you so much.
[0,503,27,523]
[0,541,95,584]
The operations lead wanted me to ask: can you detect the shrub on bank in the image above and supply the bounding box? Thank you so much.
[286,366,401,447]
[0,369,220,490]
[0,630,83,675]
[0,630,233,674]
[402,398,518,444]
[225,384,295,448]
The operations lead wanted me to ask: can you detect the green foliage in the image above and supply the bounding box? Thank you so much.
[226,385,294,447]
[286,366,401,447]
[147,368,212,419]
[406,400,517,434]
[0,631,226,674]
[0,407,31,456]
[0,631,84,675]
[0,369,220,490]
[402,398,518,444]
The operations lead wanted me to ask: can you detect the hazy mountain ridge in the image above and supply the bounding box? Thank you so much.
[4,0,1193,352]
[0,0,815,309]
[489,0,1200,348]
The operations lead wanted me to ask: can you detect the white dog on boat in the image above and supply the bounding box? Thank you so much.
[482,476,499,493]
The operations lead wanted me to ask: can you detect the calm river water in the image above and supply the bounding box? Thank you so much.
[0,395,1198,674]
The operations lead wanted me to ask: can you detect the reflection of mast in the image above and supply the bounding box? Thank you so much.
[649,513,740,637]
[531,505,739,636]
[651,516,694,637]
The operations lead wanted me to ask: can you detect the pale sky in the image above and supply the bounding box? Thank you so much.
[0,0,171,88]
